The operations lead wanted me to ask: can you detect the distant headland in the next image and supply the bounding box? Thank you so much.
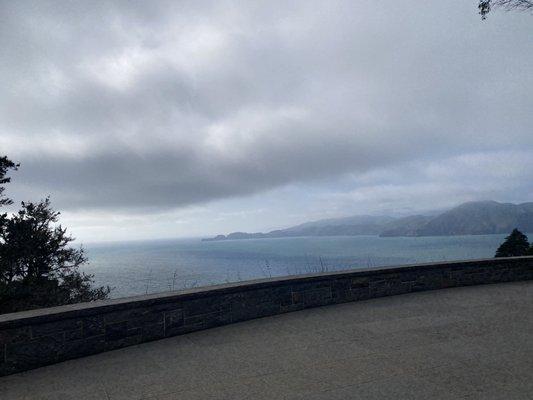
[203,201,533,241]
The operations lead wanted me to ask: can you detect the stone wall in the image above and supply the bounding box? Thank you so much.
[1,256,532,376]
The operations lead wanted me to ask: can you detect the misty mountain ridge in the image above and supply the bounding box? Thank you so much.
[203,201,533,241]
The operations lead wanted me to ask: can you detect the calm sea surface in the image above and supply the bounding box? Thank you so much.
[83,234,520,299]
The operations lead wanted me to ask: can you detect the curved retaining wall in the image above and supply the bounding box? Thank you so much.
[1,256,533,376]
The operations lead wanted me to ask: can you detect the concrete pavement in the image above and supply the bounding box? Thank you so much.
[1,281,532,399]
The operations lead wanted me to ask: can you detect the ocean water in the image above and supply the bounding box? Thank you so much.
[82,234,519,299]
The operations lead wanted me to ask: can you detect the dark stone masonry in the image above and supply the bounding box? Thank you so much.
[1,256,532,376]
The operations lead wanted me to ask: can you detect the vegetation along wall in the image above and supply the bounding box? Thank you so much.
[1,256,533,376]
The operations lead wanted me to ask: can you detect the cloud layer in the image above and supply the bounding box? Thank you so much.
[0,0,532,239]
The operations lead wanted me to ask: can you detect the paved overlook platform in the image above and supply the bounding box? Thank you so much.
[1,281,532,400]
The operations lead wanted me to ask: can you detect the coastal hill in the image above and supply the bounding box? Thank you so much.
[203,201,533,241]
[414,201,533,236]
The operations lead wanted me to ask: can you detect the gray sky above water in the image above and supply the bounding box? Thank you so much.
[1,0,532,242]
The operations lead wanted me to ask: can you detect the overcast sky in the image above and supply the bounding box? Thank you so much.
[1,0,532,242]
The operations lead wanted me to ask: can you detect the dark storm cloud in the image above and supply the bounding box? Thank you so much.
[1,0,532,212]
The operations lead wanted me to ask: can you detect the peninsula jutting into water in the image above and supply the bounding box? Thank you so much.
[203,201,533,241]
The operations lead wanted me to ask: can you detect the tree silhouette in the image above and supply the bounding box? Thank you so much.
[0,155,110,313]
[0,156,18,207]
[494,229,531,257]
[479,0,533,19]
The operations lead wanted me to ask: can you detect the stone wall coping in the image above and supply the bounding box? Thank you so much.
[2,255,533,377]
[1,256,532,329]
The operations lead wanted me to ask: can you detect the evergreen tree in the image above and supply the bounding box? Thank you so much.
[0,156,18,207]
[0,155,110,313]
[495,229,531,257]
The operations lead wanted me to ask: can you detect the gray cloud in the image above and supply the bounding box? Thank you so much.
[1,0,532,218]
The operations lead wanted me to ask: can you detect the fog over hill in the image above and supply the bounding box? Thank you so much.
[204,201,533,240]
[415,201,533,236]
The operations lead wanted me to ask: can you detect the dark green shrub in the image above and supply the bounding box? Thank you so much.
[495,229,531,258]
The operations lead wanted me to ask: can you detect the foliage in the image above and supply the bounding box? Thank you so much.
[0,156,18,207]
[0,156,110,314]
[494,229,531,257]
[479,0,533,19]
[479,0,492,18]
